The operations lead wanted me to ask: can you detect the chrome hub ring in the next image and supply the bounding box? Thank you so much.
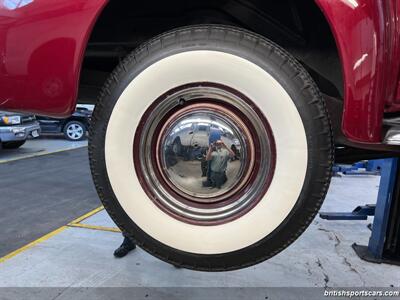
[157,103,253,201]
[133,83,276,225]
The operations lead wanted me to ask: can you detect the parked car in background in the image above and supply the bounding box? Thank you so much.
[0,111,40,149]
[37,106,92,141]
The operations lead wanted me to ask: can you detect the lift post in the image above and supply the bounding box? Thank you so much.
[320,158,400,265]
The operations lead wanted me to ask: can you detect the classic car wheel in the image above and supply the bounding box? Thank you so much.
[2,140,26,149]
[89,25,333,271]
[63,121,86,141]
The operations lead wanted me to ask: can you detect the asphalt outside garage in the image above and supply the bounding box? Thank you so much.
[0,138,399,299]
[0,142,98,257]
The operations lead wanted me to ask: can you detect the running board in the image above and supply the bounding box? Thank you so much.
[384,127,400,145]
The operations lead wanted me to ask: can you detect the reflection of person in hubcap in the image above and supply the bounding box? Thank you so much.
[206,140,235,189]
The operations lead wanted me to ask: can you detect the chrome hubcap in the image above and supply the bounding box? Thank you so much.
[160,105,251,200]
[134,83,275,225]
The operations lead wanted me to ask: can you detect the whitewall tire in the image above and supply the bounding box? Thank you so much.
[89,25,333,271]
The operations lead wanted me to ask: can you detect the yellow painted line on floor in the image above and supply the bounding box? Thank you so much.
[68,206,120,233]
[0,145,88,164]
[68,206,104,225]
[68,223,121,233]
[0,226,67,264]
[0,206,104,264]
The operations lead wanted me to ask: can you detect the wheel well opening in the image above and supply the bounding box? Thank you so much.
[78,0,343,104]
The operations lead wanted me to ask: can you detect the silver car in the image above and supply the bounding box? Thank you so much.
[0,111,40,149]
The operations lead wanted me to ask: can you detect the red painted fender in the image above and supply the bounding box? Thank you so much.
[0,0,108,117]
[316,0,400,143]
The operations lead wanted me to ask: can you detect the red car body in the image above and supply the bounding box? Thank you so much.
[0,0,107,116]
[0,0,399,144]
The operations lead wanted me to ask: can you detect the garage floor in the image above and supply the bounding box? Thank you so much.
[0,146,99,257]
[0,145,399,297]
[0,137,87,163]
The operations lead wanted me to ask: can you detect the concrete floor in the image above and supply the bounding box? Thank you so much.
[0,137,87,163]
[0,174,399,291]
[0,147,100,257]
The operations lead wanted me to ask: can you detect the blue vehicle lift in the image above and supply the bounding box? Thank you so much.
[320,158,400,265]
[333,160,382,176]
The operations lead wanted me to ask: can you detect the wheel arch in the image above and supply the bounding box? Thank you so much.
[79,0,343,105]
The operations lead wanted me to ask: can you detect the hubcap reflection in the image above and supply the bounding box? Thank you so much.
[134,83,275,224]
[160,108,250,200]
